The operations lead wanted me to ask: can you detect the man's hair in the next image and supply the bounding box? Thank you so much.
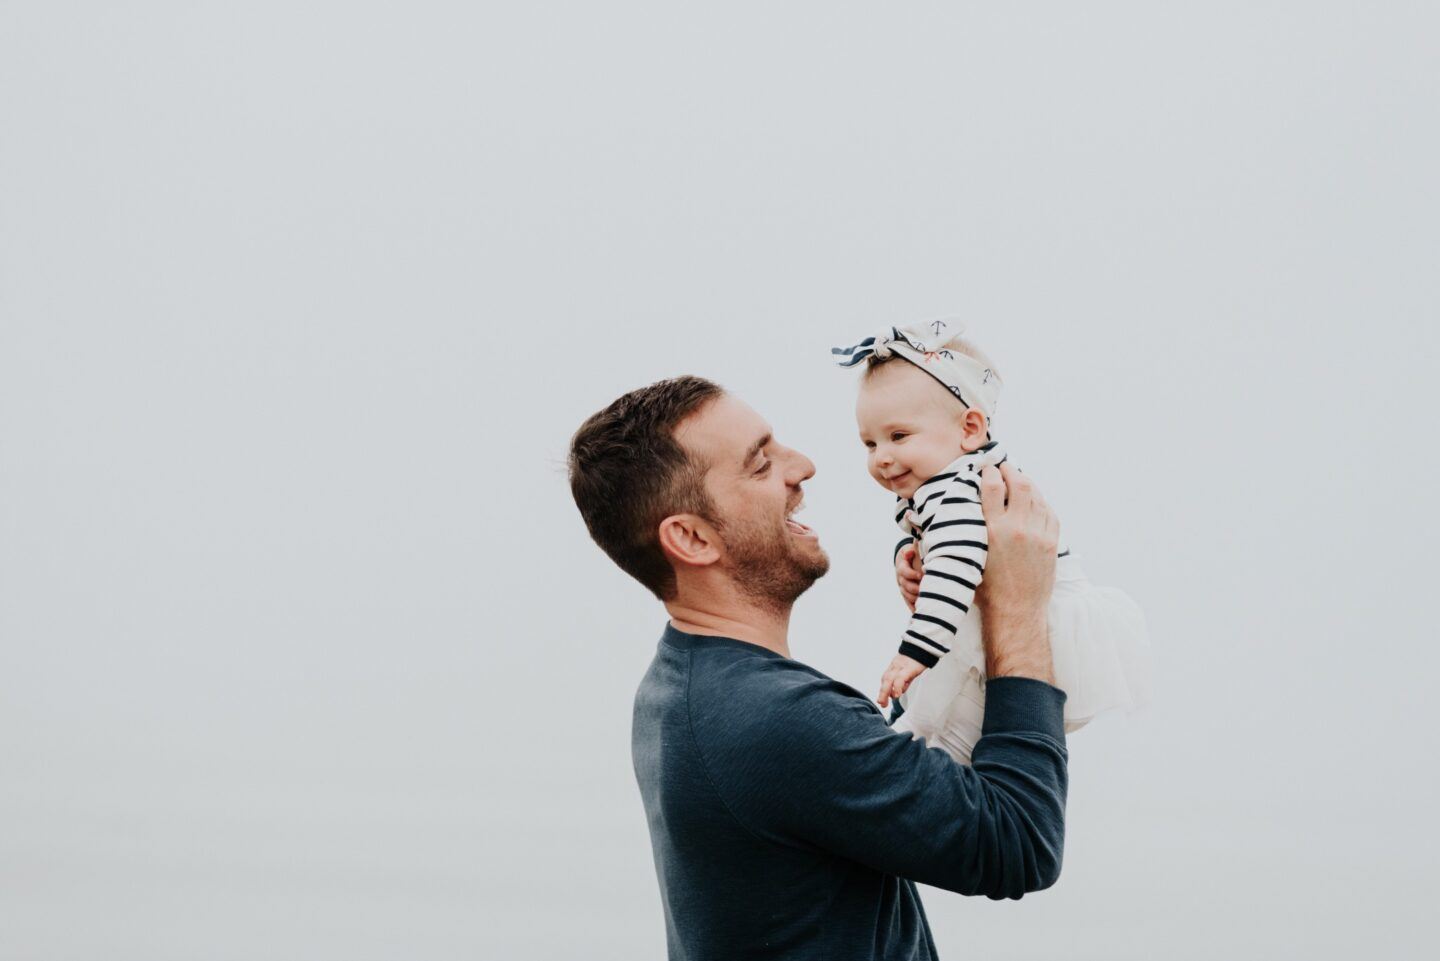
[568,376,725,601]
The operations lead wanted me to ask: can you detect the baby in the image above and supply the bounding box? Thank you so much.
[833,320,1151,764]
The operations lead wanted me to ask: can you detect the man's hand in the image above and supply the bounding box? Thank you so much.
[878,653,927,708]
[975,462,1060,684]
[895,543,922,612]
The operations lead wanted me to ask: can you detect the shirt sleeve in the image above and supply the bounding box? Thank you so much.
[893,536,915,563]
[898,476,988,668]
[700,672,1069,899]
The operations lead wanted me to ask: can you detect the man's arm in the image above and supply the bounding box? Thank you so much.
[702,671,1066,898]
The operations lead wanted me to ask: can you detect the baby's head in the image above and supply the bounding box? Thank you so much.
[855,341,1001,500]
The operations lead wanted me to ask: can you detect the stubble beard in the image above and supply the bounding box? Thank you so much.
[721,515,830,617]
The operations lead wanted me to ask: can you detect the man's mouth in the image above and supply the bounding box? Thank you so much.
[785,500,815,536]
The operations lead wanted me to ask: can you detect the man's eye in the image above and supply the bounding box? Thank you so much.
[755,461,772,475]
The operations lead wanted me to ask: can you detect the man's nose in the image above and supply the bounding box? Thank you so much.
[786,448,816,484]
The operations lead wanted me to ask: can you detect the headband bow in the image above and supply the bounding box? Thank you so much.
[831,318,1002,418]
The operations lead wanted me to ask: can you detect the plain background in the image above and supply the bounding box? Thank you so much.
[2,2,1437,958]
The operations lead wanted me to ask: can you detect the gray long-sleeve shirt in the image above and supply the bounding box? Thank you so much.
[632,624,1069,960]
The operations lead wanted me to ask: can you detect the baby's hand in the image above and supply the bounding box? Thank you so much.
[878,653,928,708]
[894,544,923,612]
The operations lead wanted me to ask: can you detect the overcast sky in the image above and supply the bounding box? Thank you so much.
[2,2,1437,959]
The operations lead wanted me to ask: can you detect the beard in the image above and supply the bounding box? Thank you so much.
[718,513,830,616]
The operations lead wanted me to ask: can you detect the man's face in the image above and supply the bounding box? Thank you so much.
[674,393,829,610]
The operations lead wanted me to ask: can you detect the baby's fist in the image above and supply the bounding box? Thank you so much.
[877,653,928,708]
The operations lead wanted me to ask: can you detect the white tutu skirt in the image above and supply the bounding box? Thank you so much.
[895,555,1151,763]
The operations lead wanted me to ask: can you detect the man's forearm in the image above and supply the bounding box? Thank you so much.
[982,609,1055,685]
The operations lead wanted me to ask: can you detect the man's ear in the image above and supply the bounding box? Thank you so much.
[959,408,990,451]
[657,513,722,569]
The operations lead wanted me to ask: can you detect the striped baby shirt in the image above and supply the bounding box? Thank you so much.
[891,443,1002,668]
[891,440,1069,669]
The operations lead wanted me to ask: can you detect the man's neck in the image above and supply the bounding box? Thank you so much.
[665,597,792,659]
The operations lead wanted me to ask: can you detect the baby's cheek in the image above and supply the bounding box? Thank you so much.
[911,442,944,477]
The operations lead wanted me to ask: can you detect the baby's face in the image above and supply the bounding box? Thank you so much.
[855,361,975,500]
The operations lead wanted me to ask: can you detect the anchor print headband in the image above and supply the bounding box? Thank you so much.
[831,318,1002,419]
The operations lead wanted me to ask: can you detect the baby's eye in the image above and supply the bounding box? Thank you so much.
[890,431,908,442]
[863,440,876,450]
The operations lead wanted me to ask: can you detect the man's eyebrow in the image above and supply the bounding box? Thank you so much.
[742,433,772,468]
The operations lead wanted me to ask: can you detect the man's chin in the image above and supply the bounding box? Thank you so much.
[726,547,828,611]
[790,539,830,584]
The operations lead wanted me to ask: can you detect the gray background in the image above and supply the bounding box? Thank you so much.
[2,2,1437,958]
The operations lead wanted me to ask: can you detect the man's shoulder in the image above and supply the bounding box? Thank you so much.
[688,641,829,699]
[684,643,884,755]
[639,627,886,752]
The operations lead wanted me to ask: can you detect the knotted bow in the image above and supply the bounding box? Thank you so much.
[830,318,1002,418]
[830,321,953,368]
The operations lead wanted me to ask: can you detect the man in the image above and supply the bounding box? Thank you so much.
[568,375,1067,960]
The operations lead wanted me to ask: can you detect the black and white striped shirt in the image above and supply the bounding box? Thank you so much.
[890,441,1068,669]
[887,443,1002,668]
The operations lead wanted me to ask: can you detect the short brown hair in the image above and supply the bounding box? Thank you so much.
[568,376,725,600]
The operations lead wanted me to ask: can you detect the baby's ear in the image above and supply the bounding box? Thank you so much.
[959,408,990,451]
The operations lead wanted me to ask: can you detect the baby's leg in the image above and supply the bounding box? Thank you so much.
[895,664,984,765]
[928,668,986,765]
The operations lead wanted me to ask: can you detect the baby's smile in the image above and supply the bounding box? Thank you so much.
[884,470,915,496]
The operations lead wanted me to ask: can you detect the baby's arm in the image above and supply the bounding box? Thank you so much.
[897,481,989,667]
[894,538,921,611]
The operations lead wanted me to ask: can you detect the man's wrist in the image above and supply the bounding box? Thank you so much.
[981,676,1067,740]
